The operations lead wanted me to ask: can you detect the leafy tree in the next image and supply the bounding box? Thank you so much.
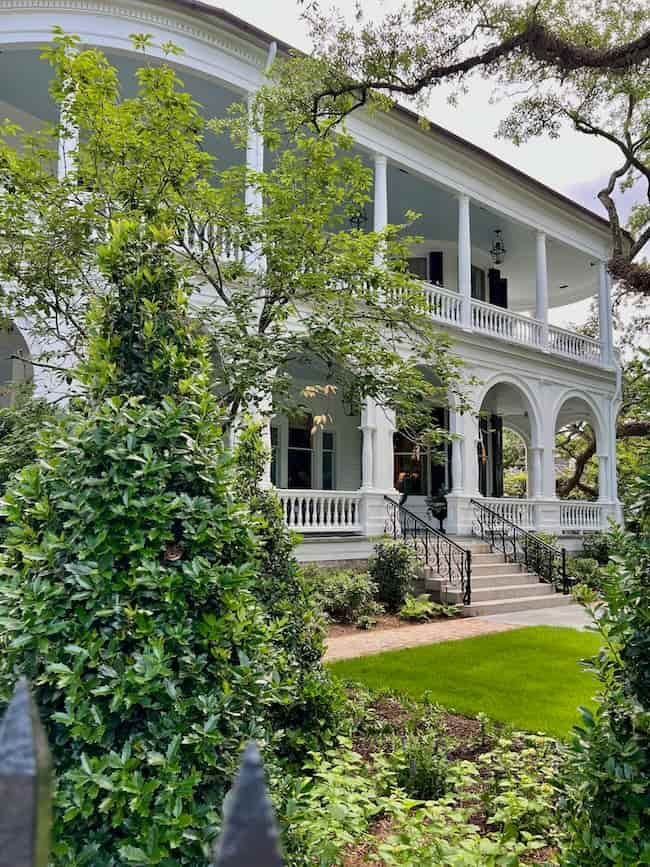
[564,459,650,864]
[0,216,336,865]
[289,0,650,299]
[0,31,467,443]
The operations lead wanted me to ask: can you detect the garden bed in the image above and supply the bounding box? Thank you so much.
[286,684,567,864]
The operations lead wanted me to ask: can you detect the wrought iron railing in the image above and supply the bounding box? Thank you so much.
[384,496,472,605]
[470,498,570,594]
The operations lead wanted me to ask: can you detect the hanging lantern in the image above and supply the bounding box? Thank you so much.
[490,229,507,265]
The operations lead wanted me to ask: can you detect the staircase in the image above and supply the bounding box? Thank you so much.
[385,495,577,617]
[426,537,576,617]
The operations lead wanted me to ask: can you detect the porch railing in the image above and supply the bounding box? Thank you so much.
[385,496,472,605]
[548,325,601,364]
[407,281,606,367]
[478,497,536,530]
[177,221,243,263]
[0,679,285,867]
[471,498,569,594]
[277,489,363,533]
[470,298,544,349]
[560,500,606,532]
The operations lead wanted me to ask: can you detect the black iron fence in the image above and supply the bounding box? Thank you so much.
[384,495,472,605]
[0,680,285,867]
[470,498,570,594]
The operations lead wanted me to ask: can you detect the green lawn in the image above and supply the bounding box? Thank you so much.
[329,626,602,738]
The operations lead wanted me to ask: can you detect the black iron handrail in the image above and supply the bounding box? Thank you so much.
[384,496,472,605]
[470,498,570,594]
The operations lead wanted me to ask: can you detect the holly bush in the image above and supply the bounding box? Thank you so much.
[0,221,330,864]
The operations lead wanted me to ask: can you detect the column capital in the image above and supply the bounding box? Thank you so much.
[535,229,547,242]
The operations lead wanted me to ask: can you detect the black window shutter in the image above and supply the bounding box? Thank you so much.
[488,268,508,309]
[429,252,444,287]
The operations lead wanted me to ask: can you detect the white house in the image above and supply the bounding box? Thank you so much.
[0,0,622,571]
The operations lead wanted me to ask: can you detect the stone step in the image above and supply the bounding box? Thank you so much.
[468,572,541,589]
[448,538,491,554]
[471,553,507,565]
[470,582,556,602]
[464,593,575,617]
[472,562,522,577]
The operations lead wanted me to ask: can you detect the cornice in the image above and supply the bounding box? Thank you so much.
[0,0,267,70]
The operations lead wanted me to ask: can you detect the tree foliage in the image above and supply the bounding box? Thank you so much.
[0,31,467,442]
[291,0,650,298]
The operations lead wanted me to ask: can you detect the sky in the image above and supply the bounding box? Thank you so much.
[215,0,633,325]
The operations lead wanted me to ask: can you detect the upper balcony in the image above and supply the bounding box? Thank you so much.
[0,44,616,374]
[360,153,616,372]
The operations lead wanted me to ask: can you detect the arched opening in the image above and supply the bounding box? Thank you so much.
[477,381,538,498]
[503,428,529,498]
[393,368,451,510]
[554,396,602,500]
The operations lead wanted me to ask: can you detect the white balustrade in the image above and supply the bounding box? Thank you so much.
[559,501,605,532]
[179,222,242,262]
[471,299,543,348]
[481,498,536,529]
[548,326,601,365]
[421,283,463,325]
[277,489,363,533]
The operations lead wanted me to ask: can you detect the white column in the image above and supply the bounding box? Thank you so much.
[360,398,376,489]
[529,447,543,498]
[373,153,388,267]
[462,412,480,496]
[449,410,464,494]
[535,231,549,349]
[57,89,79,181]
[598,261,613,366]
[597,453,609,502]
[457,194,472,330]
[374,404,397,492]
[244,92,264,272]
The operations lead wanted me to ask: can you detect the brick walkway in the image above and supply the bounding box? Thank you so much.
[325,618,518,662]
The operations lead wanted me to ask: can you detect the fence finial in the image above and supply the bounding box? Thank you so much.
[0,678,52,867]
[213,741,284,867]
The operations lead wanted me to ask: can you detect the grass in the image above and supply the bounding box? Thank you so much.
[329,625,602,738]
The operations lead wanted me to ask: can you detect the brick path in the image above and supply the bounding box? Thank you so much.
[325,618,518,663]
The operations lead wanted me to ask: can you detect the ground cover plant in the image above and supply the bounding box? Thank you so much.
[329,627,601,738]
[281,685,567,865]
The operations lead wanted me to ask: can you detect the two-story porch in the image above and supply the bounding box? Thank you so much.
[269,148,621,556]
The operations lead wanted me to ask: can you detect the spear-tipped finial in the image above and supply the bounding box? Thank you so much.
[213,741,284,866]
[0,678,53,867]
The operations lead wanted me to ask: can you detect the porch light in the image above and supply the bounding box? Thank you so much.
[490,229,507,265]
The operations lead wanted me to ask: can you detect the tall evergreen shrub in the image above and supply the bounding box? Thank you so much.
[0,223,311,865]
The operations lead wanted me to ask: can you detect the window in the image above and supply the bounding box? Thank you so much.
[287,416,312,489]
[393,432,428,495]
[322,431,335,490]
[471,265,486,301]
[270,426,279,486]
[407,257,427,280]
